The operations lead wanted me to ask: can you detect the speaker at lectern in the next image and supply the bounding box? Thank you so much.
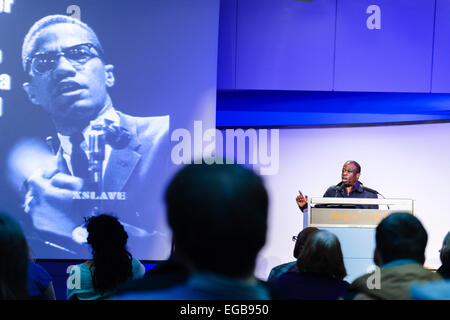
[303,197,414,283]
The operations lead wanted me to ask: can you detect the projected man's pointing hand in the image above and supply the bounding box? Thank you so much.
[25,169,84,238]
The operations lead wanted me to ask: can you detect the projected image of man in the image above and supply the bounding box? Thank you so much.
[20,15,170,258]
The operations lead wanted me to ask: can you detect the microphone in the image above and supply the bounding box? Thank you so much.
[363,186,390,210]
[86,120,130,191]
[88,125,106,191]
[362,186,379,195]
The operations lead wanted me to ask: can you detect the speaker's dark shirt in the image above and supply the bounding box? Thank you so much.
[322,181,378,209]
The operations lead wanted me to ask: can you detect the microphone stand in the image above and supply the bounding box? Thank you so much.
[88,125,106,214]
[86,121,130,216]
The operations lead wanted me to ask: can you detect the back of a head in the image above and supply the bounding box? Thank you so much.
[87,214,129,252]
[376,213,427,265]
[165,163,268,278]
[86,214,132,293]
[293,227,320,259]
[297,230,347,280]
[440,231,450,266]
[0,213,29,299]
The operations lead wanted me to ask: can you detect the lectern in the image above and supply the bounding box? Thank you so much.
[304,197,414,282]
[307,197,414,228]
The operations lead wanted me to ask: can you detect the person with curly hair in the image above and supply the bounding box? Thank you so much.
[272,230,349,300]
[66,214,145,300]
[267,227,319,284]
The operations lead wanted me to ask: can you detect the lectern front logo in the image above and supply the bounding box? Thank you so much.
[327,212,389,222]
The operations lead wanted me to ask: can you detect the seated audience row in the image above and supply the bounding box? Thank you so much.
[1,163,449,300]
[114,163,270,300]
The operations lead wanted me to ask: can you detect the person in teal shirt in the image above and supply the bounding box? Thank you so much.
[66,214,145,300]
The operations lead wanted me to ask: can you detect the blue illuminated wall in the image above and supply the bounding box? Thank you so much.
[217,0,450,127]
[431,0,450,92]
[216,90,450,127]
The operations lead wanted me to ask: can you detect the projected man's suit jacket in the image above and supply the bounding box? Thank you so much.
[53,111,171,258]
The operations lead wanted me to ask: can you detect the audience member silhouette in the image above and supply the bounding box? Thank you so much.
[413,231,450,301]
[437,231,450,279]
[272,230,349,300]
[114,252,191,295]
[66,214,145,300]
[267,227,319,284]
[27,260,56,300]
[0,213,29,300]
[114,163,270,300]
[410,279,450,300]
[345,213,442,300]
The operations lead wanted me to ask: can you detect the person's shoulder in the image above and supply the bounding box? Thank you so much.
[136,114,170,132]
[339,273,372,300]
[275,270,303,285]
[115,111,170,153]
[111,290,168,300]
[67,261,91,277]
[411,280,450,300]
[270,261,295,273]
[119,112,170,145]
[130,257,142,265]
[29,261,50,275]
[363,189,378,198]
[111,284,189,300]
[347,272,370,291]
[340,279,351,289]
[131,258,146,278]
[28,261,52,285]
[67,261,88,269]
[118,112,170,134]
[324,184,340,196]
[437,265,450,279]
[268,263,295,283]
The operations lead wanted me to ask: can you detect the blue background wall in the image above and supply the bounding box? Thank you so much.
[216,0,450,127]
